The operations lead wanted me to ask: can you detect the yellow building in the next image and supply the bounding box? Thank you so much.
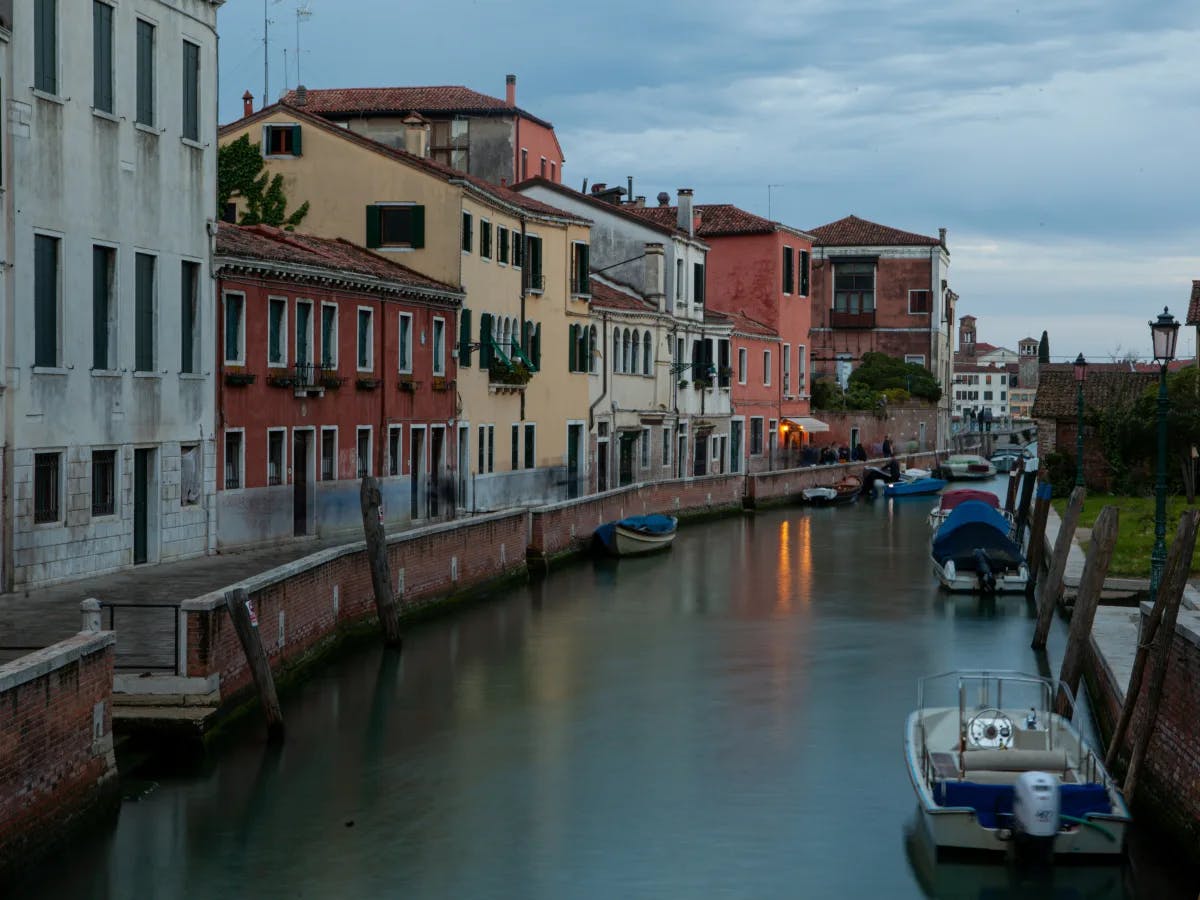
[219,103,593,510]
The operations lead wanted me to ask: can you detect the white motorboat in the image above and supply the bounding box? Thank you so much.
[940,454,997,480]
[930,500,1028,593]
[905,671,1130,860]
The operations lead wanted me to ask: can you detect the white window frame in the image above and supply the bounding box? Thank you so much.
[320,426,338,481]
[675,259,684,302]
[356,306,374,372]
[223,291,246,365]
[294,298,314,367]
[908,288,931,315]
[223,428,245,490]
[763,349,772,387]
[266,427,287,486]
[798,344,807,393]
[319,302,338,368]
[387,424,403,477]
[397,312,413,374]
[905,354,926,366]
[738,347,747,385]
[432,316,446,376]
[782,343,791,395]
[356,426,373,478]
[267,296,288,368]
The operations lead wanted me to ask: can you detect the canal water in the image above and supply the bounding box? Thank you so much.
[20,479,1197,899]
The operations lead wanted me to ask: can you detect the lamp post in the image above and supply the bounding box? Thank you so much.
[1073,353,1087,487]
[1149,307,1180,600]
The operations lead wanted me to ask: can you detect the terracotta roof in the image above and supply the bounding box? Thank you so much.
[1031,365,1155,419]
[215,224,461,296]
[723,310,778,339]
[219,103,584,223]
[1187,280,1200,326]
[512,177,704,242]
[282,85,554,129]
[806,215,941,247]
[588,277,656,313]
[621,203,795,238]
[703,310,732,326]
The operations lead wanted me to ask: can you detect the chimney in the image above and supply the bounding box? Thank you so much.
[677,189,694,237]
[505,74,516,107]
[402,113,430,158]
[644,243,666,313]
[242,90,254,117]
[635,196,646,207]
[592,183,606,194]
[294,84,308,106]
[656,192,670,207]
[938,227,947,248]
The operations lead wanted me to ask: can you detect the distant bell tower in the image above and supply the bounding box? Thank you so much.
[958,315,977,357]
[1018,337,1039,389]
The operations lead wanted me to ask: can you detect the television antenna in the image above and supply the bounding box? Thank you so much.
[262,0,287,107]
[767,184,784,221]
[296,3,313,87]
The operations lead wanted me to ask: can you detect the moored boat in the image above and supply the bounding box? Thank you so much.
[939,454,997,480]
[930,500,1028,592]
[593,514,678,556]
[802,474,862,506]
[884,476,947,498]
[905,670,1130,860]
[928,488,1003,531]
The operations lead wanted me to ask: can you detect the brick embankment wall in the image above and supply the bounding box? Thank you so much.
[528,474,744,562]
[0,632,118,886]
[182,511,527,701]
[747,452,940,507]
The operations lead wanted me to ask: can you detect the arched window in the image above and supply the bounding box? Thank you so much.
[622,329,632,374]
[500,318,510,355]
[613,329,622,373]
[589,326,598,374]
[631,330,640,374]
[643,331,653,375]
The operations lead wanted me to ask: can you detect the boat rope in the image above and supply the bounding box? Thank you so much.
[1059,814,1117,843]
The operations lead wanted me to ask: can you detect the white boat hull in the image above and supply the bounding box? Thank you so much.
[613,526,676,556]
[932,559,1029,593]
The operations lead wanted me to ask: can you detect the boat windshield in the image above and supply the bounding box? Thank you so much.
[916,670,1055,720]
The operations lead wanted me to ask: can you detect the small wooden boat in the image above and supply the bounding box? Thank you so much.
[939,454,997,480]
[930,500,1028,592]
[906,670,1130,860]
[802,474,862,506]
[593,514,678,556]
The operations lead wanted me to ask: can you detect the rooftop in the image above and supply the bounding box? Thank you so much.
[1031,365,1156,418]
[806,214,942,248]
[588,277,656,313]
[512,177,705,243]
[281,85,554,129]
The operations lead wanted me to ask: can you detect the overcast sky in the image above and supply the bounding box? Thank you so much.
[218,0,1200,363]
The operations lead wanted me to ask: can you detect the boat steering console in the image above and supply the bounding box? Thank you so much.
[967,708,1014,749]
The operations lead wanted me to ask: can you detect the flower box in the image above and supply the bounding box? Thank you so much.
[356,377,381,391]
[224,370,256,387]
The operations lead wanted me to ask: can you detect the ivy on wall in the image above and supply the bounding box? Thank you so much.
[217,135,310,230]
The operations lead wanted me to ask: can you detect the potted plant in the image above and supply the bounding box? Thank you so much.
[692,377,712,390]
[266,371,295,388]
[356,376,381,391]
[398,377,418,393]
[320,371,345,390]
[224,368,256,387]
[678,378,689,390]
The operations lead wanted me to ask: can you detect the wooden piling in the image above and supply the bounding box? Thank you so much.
[1014,466,1038,545]
[1055,505,1119,717]
[360,475,403,647]
[224,587,284,741]
[1026,474,1053,578]
[1108,510,1200,785]
[1031,485,1086,650]
[1005,457,1024,514]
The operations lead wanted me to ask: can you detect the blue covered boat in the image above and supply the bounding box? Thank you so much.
[884,476,947,498]
[594,514,678,556]
[930,500,1028,592]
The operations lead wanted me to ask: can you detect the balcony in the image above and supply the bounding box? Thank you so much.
[830,309,876,329]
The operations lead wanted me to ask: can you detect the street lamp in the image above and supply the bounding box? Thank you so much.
[1073,353,1087,487]
[1149,306,1180,599]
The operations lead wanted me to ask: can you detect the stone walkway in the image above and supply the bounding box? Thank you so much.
[0,534,355,667]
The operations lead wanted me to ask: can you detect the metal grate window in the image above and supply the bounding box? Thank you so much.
[267,431,284,486]
[91,449,116,516]
[34,453,60,523]
[224,432,242,489]
[356,428,370,478]
[321,430,336,480]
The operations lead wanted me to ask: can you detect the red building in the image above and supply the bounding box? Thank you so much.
[214,225,463,548]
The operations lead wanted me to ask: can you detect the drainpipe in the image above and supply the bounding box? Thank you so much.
[378,296,388,479]
[519,215,527,423]
[588,312,609,431]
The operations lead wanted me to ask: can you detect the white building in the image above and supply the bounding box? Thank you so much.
[5,0,221,588]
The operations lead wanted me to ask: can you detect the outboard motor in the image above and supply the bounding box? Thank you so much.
[972,548,997,592]
[1012,771,1060,863]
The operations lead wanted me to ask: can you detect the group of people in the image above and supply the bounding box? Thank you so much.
[810,434,895,466]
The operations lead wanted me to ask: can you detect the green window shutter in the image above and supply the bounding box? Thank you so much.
[479,313,493,368]
[365,205,381,248]
[92,246,109,370]
[581,244,590,291]
[694,262,705,305]
[532,237,542,277]
[462,212,472,253]
[534,323,542,370]
[783,248,793,293]
[36,0,57,95]
[567,324,577,372]
[411,206,425,249]
[800,251,810,296]
[291,125,302,156]
[458,308,472,366]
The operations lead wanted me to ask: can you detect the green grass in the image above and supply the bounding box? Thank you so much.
[1051,494,1200,577]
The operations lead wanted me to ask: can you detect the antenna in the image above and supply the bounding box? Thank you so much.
[263,0,286,106]
[767,184,784,221]
[296,2,313,87]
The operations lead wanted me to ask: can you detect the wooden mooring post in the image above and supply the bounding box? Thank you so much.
[1013,464,1038,545]
[1025,474,1053,579]
[224,587,284,741]
[1106,510,1199,793]
[1005,457,1024,514]
[1054,506,1119,717]
[1031,485,1086,650]
[360,476,403,647]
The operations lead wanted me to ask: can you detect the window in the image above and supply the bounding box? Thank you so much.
[35,234,60,368]
[782,343,791,394]
[134,253,156,372]
[640,332,651,375]
[223,292,244,364]
[267,430,285,486]
[357,308,373,370]
[268,298,287,366]
[461,211,473,253]
[589,326,598,374]
[91,449,117,516]
[320,304,337,368]
[264,124,301,156]
[763,350,772,386]
[398,313,413,373]
[366,204,425,249]
[768,420,778,456]
[983,391,994,401]
[693,262,705,305]
[432,317,446,376]
[181,262,200,373]
[321,428,336,481]
[798,345,807,392]
[782,246,794,294]
[34,452,61,523]
[1001,391,1007,401]
[356,428,371,478]
[520,148,528,180]
[479,424,495,473]
[295,300,313,367]
[612,330,621,374]
[738,348,747,384]
[571,243,590,295]
[511,424,520,470]
[525,236,543,291]
[388,426,402,476]
[909,289,931,314]
[834,262,875,313]
[512,231,523,268]
[180,445,201,505]
[477,425,486,472]
[498,226,509,264]
[182,40,200,141]
[93,2,113,112]
[750,418,764,456]
[799,250,810,296]
[539,156,547,177]
[1000,375,1007,385]
[224,432,243,489]
[136,19,155,127]
[480,221,492,260]
[904,354,926,366]
[662,426,671,467]
[675,259,684,303]
[640,427,650,469]
[35,0,58,95]
[430,118,469,169]
[550,161,557,181]
[92,246,115,370]
[524,424,536,470]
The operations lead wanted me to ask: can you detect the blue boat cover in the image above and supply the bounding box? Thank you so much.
[935,500,1011,540]
[885,477,947,497]
[594,514,676,551]
[931,501,1023,568]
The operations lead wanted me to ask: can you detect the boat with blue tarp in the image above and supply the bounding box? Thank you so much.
[884,475,947,498]
[594,514,678,556]
[930,500,1028,592]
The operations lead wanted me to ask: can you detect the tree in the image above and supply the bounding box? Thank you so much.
[1038,330,1050,364]
[848,352,942,403]
[217,135,310,230]
[1130,366,1200,502]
